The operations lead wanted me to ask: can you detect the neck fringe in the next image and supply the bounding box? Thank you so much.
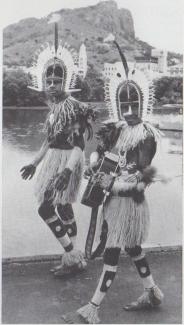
[116,122,163,153]
[45,97,76,135]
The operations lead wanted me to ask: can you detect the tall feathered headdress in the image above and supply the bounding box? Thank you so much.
[103,34,155,122]
[28,14,88,93]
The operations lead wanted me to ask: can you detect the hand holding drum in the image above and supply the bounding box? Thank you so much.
[84,160,102,178]
[94,172,115,191]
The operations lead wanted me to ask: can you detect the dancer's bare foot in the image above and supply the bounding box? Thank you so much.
[53,260,87,277]
[50,250,87,276]
[62,311,88,324]
[124,285,164,311]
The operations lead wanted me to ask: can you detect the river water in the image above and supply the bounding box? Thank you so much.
[2,107,183,258]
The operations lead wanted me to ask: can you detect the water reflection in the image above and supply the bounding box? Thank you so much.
[3,109,48,152]
[3,108,183,156]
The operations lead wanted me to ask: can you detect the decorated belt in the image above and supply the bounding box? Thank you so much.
[118,189,145,203]
[118,190,134,197]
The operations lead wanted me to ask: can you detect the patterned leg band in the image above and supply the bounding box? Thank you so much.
[56,204,77,237]
[91,263,118,307]
[38,201,55,220]
[100,270,116,292]
[133,257,151,278]
[38,201,73,252]
[125,246,150,278]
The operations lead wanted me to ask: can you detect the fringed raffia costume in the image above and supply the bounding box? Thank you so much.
[35,97,87,206]
[96,120,161,250]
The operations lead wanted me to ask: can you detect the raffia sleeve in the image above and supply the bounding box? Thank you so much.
[138,134,157,171]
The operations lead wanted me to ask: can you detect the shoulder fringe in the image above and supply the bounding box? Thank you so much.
[45,97,95,139]
[45,98,76,135]
[116,122,163,153]
[144,122,164,141]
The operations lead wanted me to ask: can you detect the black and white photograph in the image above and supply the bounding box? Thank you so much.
[1,0,183,323]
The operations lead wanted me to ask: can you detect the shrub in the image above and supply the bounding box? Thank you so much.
[3,69,45,106]
[154,76,183,105]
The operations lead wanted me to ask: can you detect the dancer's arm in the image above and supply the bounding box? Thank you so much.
[31,139,49,167]
[20,139,49,180]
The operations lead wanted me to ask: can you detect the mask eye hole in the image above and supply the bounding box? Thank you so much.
[46,80,52,86]
[53,80,62,85]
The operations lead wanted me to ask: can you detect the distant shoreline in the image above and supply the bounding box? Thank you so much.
[3,106,48,110]
[3,104,182,114]
[2,102,104,110]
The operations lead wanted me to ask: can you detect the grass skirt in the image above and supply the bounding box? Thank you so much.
[35,149,84,206]
[102,195,150,249]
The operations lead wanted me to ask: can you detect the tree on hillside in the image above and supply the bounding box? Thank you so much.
[85,66,104,102]
[154,76,183,105]
[3,69,45,107]
[73,77,91,102]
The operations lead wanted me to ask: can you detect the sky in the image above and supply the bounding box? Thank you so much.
[0,0,183,53]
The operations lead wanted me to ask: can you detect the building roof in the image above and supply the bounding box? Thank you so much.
[135,56,158,63]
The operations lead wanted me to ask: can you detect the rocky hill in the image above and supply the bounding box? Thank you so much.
[3,0,182,105]
[3,1,152,70]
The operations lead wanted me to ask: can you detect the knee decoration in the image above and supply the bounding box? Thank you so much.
[56,204,77,237]
[46,218,67,238]
[104,248,121,266]
[56,204,75,223]
[37,194,74,255]
[38,202,68,239]
[134,257,151,278]
[100,271,116,292]
[125,246,150,278]
[125,245,142,257]
[66,222,77,237]
[38,201,55,220]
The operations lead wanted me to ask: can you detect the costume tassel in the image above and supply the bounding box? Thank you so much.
[77,303,100,324]
[62,249,86,268]
[149,285,164,306]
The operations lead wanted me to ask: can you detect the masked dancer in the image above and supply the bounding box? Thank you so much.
[64,35,164,323]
